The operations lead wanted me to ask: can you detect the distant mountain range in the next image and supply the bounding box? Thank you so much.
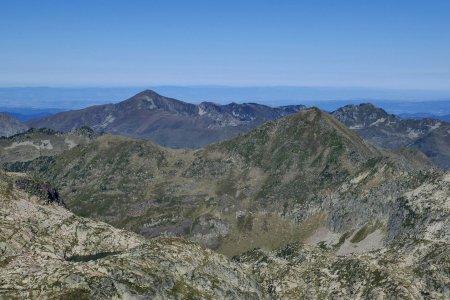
[0,107,64,120]
[2,86,450,109]
[399,112,450,122]
[331,103,450,169]
[26,90,305,148]
[1,90,449,169]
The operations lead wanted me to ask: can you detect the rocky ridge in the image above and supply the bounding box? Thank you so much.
[0,171,267,299]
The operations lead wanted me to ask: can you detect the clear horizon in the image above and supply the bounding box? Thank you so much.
[2,86,450,117]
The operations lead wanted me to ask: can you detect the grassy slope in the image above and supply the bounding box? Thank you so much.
[5,109,437,256]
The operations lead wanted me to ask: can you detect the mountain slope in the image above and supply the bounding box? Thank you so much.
[332,103,450,169]
[0,171,267,299]
[2,109,449,298]
[27,90,305,148]
[237,171,450,298]
[0,127,95,167]
[2,169,448,299]
[10,109,437,257]
[410,126,450,169]
[0,112,28,137]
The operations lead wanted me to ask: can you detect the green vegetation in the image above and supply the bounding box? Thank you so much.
[170,280,210,299]
[1,105,448,299]
[236,213,254,232]
[65,251,121,262]
[350,221,383,243]
[0,108,435,258]
[334,231,353,248]
[215,176,236,196]
[50,288,91,300]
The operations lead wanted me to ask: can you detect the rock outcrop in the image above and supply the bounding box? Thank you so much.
[0,172,267,299]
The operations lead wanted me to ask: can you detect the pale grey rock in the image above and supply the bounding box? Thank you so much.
[0,172,267,299]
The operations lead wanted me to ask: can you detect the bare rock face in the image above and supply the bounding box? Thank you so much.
[387,173,450,243]
[0,172,267,299]
[0,112,28,137]
[236,240,450,299]
[233,172,450,299]
[190,214,231,249]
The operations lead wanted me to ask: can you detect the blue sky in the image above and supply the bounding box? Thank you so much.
[1,0,449,90]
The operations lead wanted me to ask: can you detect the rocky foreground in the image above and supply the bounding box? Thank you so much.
[0,172,267,299]
[1,171,449,299]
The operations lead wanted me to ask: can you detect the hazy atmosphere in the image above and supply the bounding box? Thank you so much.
[1,1,449,299]
[1,1,450,89]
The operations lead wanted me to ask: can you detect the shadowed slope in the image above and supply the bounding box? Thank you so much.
[0,112,28,137]
[27,90,305,148]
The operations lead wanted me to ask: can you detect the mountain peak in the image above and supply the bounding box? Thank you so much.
[128,89,165,103]
[120,89,197,115]
[358,102,376,108]
[135,89,162,97]
[26,90,306,148]
[331,103,391,128]
[338,102,386,113]
[215,107,380,171]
